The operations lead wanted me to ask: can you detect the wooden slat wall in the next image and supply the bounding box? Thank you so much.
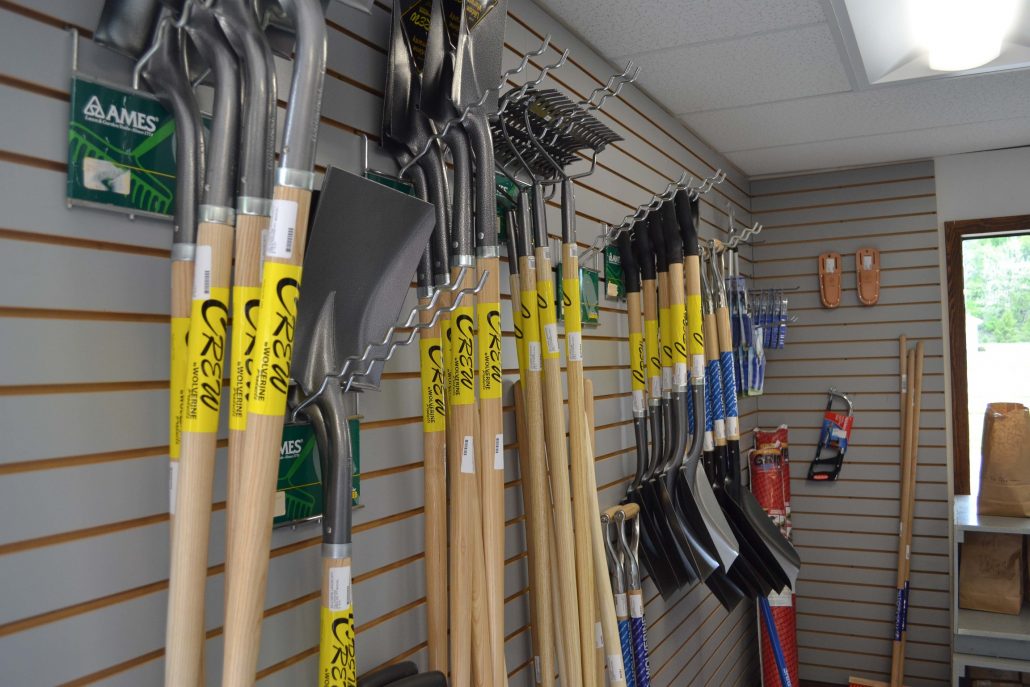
[750,161,950,687]
[0,0,764,684]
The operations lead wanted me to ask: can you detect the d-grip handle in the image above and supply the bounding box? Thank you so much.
[647,213,667,272]
[632,221,656,281]
[616,232,640,293]
[674,189,699,257]
[660,201,683,263]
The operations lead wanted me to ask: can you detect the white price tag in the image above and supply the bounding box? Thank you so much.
[725,416,739,439]
[632,390,645,414]
[528,342,543,372]
[461,435,475,474]
[692,355,705,381]
[329,565,352,611]
[569,244,578,257]
[543,323,560,355]
[595,621,604,648]
[494,433,504,470]
[274,490,286,517]
[615,593,628,617]
[568,331,583,361]
[768,586,792,608]
[629,592,643,618]
[259,228,268,274]
[193,245,212,300]
[169,462,179,515]
[650,377,661,399]
[703,431,714,452]
[673,362,688,388]
[267,199,298,259]
[607,656,625,682]
[714,419,726,441]
[661,367,672,391]
[534,656,542,684]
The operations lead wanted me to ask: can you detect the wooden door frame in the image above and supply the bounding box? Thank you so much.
[944,213,1030,495]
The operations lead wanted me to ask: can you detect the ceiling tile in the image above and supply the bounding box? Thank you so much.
[543,0,827,59]
[626,24,851,113]
[731,116,1030,176]
[683,68,1030,154]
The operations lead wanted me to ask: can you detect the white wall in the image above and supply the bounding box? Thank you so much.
[935,146,1030,223]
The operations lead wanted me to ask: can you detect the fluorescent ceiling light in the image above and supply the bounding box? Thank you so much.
[909,0,1021,71]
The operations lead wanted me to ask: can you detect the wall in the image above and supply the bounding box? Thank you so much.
[750,161,951,686]
[0,0,763,685]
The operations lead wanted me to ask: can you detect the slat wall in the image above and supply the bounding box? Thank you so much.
[0,0,764,685]
[750,161,950,687]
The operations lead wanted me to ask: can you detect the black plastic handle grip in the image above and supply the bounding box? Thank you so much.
[674,189,699,257]
[632,221,656,281]
[661,200,683,263]
[357,661,418,687]
[648,212,668,272]
[616,231,640,294]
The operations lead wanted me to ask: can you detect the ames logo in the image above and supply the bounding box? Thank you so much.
[281,438,305,459]
[83,95,159,134]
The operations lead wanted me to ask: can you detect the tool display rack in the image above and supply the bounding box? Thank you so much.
[951,495,1030,685]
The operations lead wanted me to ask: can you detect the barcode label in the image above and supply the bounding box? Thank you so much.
[274,490,286,517]
[568,331,582,361]
[615,593,628,617]
[569,245,578,257]
[329,566,352,611]
[534,657,542,684]
[595,621,604,648]
[259,229,268,274]
[461,436,475,474]
[662,367,672,391]
[543,323,560,355]
[528,342,542,372]
[725,416,739,438]
[650,377,661,398]
[714,419,726,441]
[607,656,624,682]
[632,390,645,414]
[267,199,298,258]
[692,355,705,381]
[494,433,504,470]
[629,592,643,618]
[168,462,179,515]
[193,245,212,300]
[674,362,688,387]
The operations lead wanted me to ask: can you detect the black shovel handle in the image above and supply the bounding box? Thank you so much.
[632,221,656,281]
[616,231,640,294]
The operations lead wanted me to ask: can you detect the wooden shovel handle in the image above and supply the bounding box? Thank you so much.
[166,218,234,686]
[222,185,311,687]
[169,258,192,522]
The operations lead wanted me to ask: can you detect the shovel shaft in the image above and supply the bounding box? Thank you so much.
[419,297,449,674]
[535,247,585,687]
[166,219,234,686]
[222,185,311,687]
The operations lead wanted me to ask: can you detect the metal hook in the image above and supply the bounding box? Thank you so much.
[396,38,569,179]
[290,268,489,418]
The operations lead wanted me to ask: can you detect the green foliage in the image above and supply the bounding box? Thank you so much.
[963,234,1030,343]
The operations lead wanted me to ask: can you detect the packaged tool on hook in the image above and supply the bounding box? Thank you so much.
[807,389,854,481]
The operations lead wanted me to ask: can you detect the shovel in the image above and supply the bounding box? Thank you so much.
[221,1,328,683]
[163,4,240,682]
[291,165,436,687]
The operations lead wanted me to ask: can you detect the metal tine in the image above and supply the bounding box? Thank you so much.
[397,38,570,178]
[290,268,489,418]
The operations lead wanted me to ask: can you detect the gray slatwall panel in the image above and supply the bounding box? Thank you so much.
[752,160,949,686]
[0,0,762,683]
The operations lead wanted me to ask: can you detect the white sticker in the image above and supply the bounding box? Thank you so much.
[662,367,672,391]
[629,592,643,618]
[328,565,352,611]
[461,435,475,474]
[543,323,561,355]
[568,331,583,361]
[168,462,179,515]
[905,544,911,561]
[595,621,604,648]
[632,389,645,414]
[725,416,739,439]
[569,244,578,257]
[824,256,836,273]
[650,377,662,399]
[494,433,504,470]
[193,244,212,300]
[607,655,625,683]
[534,656,542,684]
[768,586,792,607]
[274,490,286,517]
[528,342,543,372]
[259,228,268,275]
[615,593,628,617]
[703,431,714,452]
[900,373,908,393]
[527,255,536,270]
[542,246,551,261]
[673,362,688,388]
[714,419,726,441]
[267,199,298,258]
[692,355,705,382]
[862,254,873,269]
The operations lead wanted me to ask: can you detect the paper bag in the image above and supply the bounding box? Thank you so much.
[959,531,1024,615]
[978,403,1030,517]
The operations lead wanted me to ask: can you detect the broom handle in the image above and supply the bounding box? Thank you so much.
[561,244,601,686]
[225,212,264,610]
[166,218,234,686]
[535,246,585,687]
[419,295,449,674]
[889,337,908,686]
[222,185,311,687]
[891,346,916,687]
[478,255,508,686]
[901,343,925,681]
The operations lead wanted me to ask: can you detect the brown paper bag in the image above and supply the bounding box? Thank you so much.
[978,403,1030,517]
[959,531,1024,615]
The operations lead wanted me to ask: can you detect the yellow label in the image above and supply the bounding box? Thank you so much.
[670,302,687,364]
[319,605,356,686]
[645,318,661,383]
[520,289,542,372]
[182,288,230,434]
[478,303,502,400]
[420,337,446,432]
[229,286,261,431]
[537,278,559,360]
[629,332,646,392]
[449,305,475,405]
[250,262,302,417]
[687,294,704,357]
[562,278,582,333]
[169,316,190,458]
[659,307,672,367]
